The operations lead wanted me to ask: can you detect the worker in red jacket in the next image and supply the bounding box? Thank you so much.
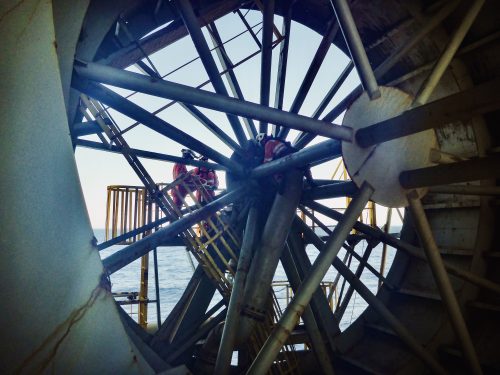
[257,133,295,191]
[171,149,195,208]
[193,156,219,205]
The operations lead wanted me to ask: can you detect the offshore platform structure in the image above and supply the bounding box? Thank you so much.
[1,0,500,374]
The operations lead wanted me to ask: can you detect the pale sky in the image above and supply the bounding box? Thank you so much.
[75,9,400,230]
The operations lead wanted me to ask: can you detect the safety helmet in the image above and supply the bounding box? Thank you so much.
[256,133,266,143]
[181,149,195,159]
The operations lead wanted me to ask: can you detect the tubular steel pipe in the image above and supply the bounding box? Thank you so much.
[272,0,294,136]
[73,62,354,142]
[251,139,342,179]
[73,78,243,174]
[334,242,374,323]
[407,192,482,375]
[330,0,380,100]
[299,221,447,375]
[400,154,500,189]
[75,139,226,170]
[413,0,485,106]
[301,180,358,200]
[247,182,374,375]
[103,187,245,274]
[214,204,259,375]
[428,184,500,196]
[238,170,304,340]
[355,78,500,148]
[312,61,354,120]
[278,20,339,139]
[207,23,257,138]
[176,0,247,146]
[259,0,275,134]
[180,103,241,153]
[281,245,335,375]
[305,200,500,296]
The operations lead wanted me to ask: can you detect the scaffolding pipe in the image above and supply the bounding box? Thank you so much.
[214,204,259,375]
[330,0,380,99]
[247,182,374,375]
[407,193,482,375]
[305,201,500,295]
[103,187,245,274]
[414,0,485,105]
[74,62,354,142]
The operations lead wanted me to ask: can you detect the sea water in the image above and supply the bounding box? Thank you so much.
[96,228,397,332]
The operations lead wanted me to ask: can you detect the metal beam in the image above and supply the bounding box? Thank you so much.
[334,242,375,323]
[259,0,275,133]
[355,78,500,148]
[176,0,247,145]
[305,200,500,296]
[399,154,500,189]
[215,204,259,375]
[239,170,304,340]
[281,244,335,375]
[74,61,354,142]
[75,139,226,170]
[428,184,500,196]
[309,61,353,120]
[247,182,374,375]
[330,0,380,99]
[278,19,339,139]
[250,139,342,179]
[180,103,241,152]
[293,0,461,149]
[73,77,244,173]
[207,22,257,138]
[408,193,482,375]
[97,216,170,250]
[301,180,358,200]
[414,0,485,106]
[72,121,103,137]
[299,219,447,375]
[272,1,294,136]
[103,187,245,274]
[236,9,262,49]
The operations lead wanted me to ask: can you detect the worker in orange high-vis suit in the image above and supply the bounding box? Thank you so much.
[193,156,219,205]
[257,133,294,192]
[171,149,195,208]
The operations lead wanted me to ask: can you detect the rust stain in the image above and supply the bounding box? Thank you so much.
[15,276,108,374]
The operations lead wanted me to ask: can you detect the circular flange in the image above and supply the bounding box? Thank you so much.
[342,86,437,208]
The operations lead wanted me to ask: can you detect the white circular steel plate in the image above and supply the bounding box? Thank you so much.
[342,86,437,208]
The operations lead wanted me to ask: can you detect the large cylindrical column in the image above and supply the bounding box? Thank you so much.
[0,2,152,373]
